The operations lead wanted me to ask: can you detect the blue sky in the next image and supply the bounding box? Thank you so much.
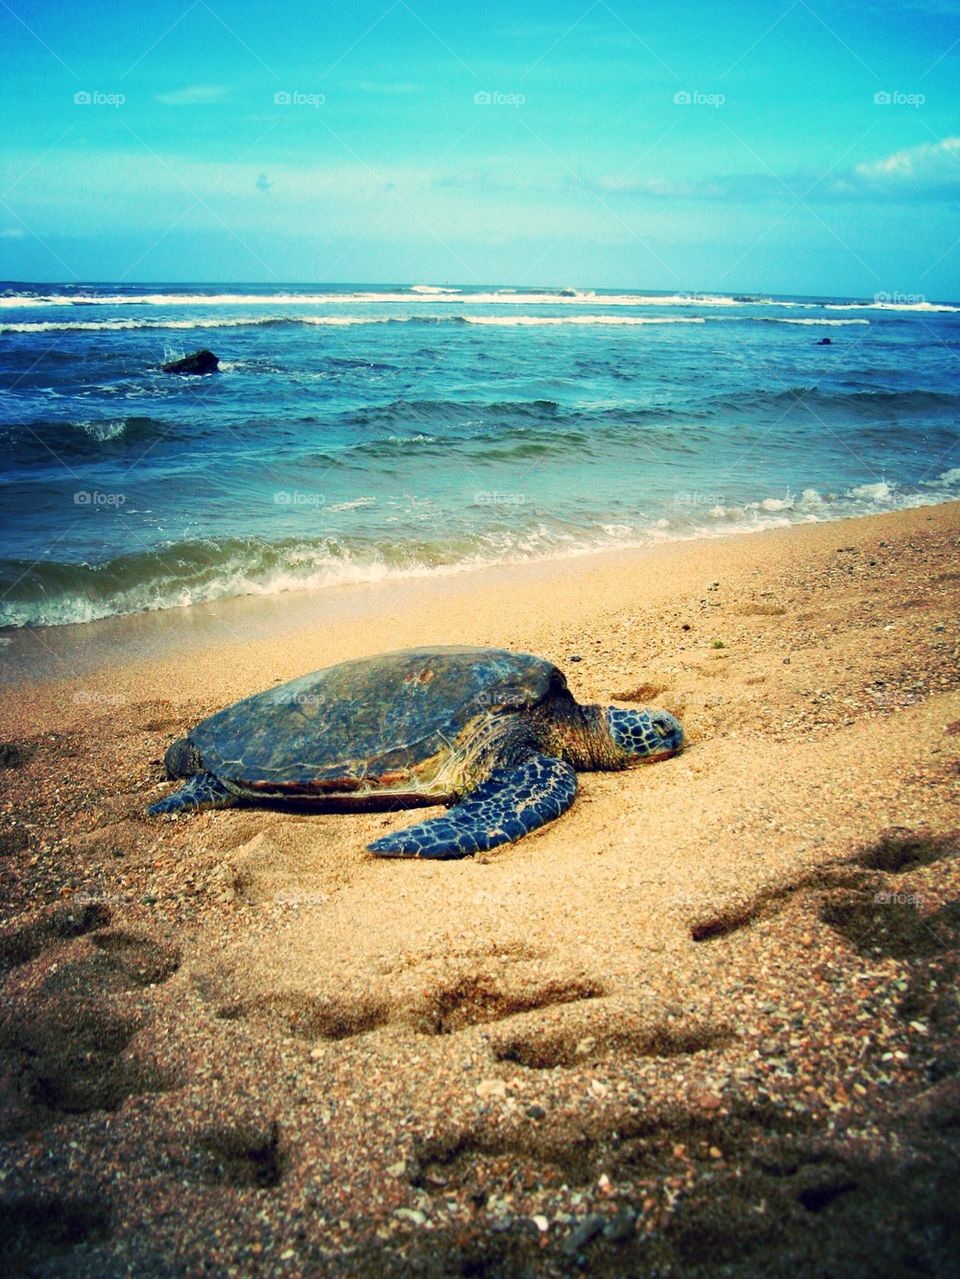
[1,0,958,295]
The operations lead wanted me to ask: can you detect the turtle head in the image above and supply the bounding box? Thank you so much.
[604,707,684,763]
[163,737,203,779]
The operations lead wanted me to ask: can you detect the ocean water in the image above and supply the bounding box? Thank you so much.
[1,282,958,630]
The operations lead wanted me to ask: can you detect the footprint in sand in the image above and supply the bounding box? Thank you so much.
[688,828,958,945]
[732,602,788,617]
[0,1196,112,1273]
[0,905,183,1132]
[819,894,959,960]
[0,740,35,769]
[39,930,181,997]
[213,990,390,1042]
[199,958,602,1046]
[188,1119,286,1189]
[0,900,112,976]
[490,1015,732,1070]
[412,974,606,1036]
[409,1097,816,1208]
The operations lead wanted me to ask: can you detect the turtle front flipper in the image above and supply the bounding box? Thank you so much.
[148,771,238,815]
[368,753,577,860]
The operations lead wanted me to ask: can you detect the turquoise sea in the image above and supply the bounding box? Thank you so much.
[1,282,958,630]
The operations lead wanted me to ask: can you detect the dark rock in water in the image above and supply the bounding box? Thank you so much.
[815,337,832,346]
[162,349,219,375]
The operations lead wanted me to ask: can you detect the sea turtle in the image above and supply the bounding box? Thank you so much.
[148,646,683,859]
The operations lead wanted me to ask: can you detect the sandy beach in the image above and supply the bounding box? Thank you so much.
[1,501,958,1277]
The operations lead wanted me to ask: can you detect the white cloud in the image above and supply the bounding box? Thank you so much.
[854,136,960,190]
[0,227,26,238]
[588,138,960,204]
[155,85,228,106]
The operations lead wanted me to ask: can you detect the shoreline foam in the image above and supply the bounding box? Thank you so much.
[4,491,960,644]
[2,499,957,689]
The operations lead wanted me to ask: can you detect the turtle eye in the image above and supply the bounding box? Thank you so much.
[654,721,669,738]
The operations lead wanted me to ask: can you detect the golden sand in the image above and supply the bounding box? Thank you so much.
[0,502,958,1276]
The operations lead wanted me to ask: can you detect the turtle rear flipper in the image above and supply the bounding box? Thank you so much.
[149,771,238,815]
[368,753,577,860]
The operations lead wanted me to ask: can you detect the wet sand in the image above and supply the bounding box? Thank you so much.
[1,502,958,1277]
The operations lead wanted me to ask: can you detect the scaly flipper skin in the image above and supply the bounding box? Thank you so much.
[368,753,577,860]
[148,771,238,815]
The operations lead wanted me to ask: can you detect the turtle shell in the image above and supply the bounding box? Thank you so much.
[189,646,566,801]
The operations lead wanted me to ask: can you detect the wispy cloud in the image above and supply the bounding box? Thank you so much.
[589,137,960,204]
[155,85,228,107]
[4,134,957,263]
[854,136,960,192]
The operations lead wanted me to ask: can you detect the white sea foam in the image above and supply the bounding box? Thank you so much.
[749,298,960,313]
[463,315,706,327]
[757,495,795,512]
[2,286,958,313]
[818,299,960,312]
[2,289,955,318]
[844,300,960,313]
[6,466,959,631]
[9,475,960,629]
[0,317,268,333]
[849,480,894,502]
[923,467,960,488]
[0,288,751,310]
[76,419,128,441]
[2,313,710,334]
[327,497,376,512]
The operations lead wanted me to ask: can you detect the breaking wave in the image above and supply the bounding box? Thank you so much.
[3,468,959,630]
